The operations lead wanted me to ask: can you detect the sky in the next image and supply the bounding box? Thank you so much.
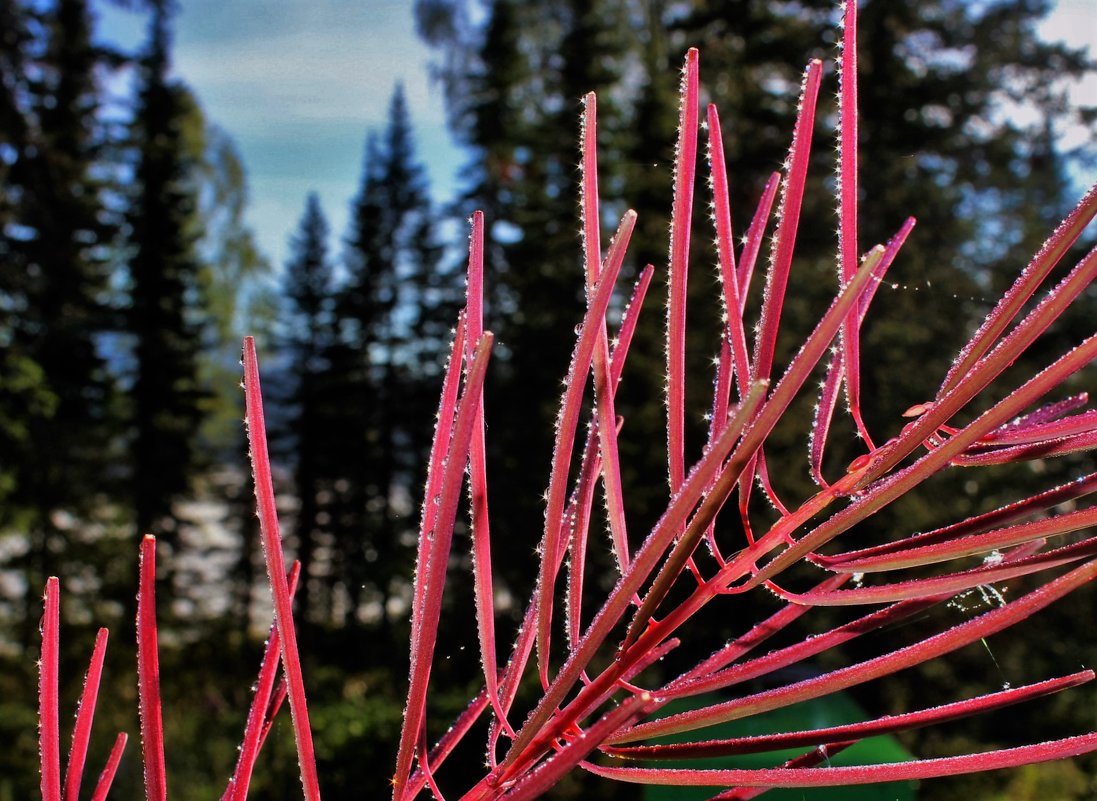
[97,0,1096,273]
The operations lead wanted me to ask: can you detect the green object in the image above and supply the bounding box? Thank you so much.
[641,693,917,801]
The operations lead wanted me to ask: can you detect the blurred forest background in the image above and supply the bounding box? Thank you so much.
[1,0,1096,798]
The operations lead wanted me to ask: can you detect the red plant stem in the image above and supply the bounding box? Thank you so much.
[586,731,1097,788]
[89,733,128,801]
[820,505,1097,573]
[992,392,1090,433]
[137,535,167,801]
[659,595,942,703]
[811,217,915,484]
[741,59,823,515]
[484,263,652,759]
[464,212,510,735]
[407,691,490,797]
[257,679,288,753]
[665,573,849,691]
[612,671,1094,760]
[484,268,652,764]
[448,226,656,798]
[497,693,657,801]
[393,334,494,801]
[535,216,630,687]
[818,470,1097,567]
[940,182,1097,396]
[64,627,109,801]
[475,637,680,800]
[860,245,1097,488]
[952,428,1097,467]
[40,577,61,801]
[752,59,822,384]
[616,558,1097,742]
[497,382,769,776]
[614,266,655,387]
[736,172,780,310]
[412,312,468,651]
[623,383,769,647]
[708,106,751,394]
[706,742,857,800]
[581,93,632,575]
[783,537,1097,607]
[566,424,603,652]
[416,717,446,801]
[837,0,872,448]
[667,48,700,505]
[242,339,322,801]
[501,245,881,774]
[224,562,301,801]
[979,407,1097,447]
[747,329,1097,588]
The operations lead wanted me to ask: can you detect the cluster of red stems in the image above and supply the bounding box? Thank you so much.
[37,3,1097,799]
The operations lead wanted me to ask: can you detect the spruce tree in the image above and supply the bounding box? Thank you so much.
[280,193,337,622]
[127,0,207,543]
[0,0,121,629]
[329,84,448,629]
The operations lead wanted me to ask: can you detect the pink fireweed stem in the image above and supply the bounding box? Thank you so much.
[392,334,494,801]
[706,103,756,561]
[587,732,1097,789]
[736,171,780,311]
[497,692,658,801]
[242,339,322,801]
[486,262,651,764]
[63,627,109,801]
[753,58,823,384]
[940,182,1097,397]
[663,572,850,693]
[837,0,873,448]
[223,561,301,801]
[580,92,631,576]
[407,691,491,796]
[535,211,632,688]
[89,733,128,801]
[494,246,880,749]
[741,58,823,516]
[666,47,700,514]
[811,217,915,485]
[622,382,769,649]
[814,505,1097,574]
[137,536,167,801]
[815,469,1097,568]
[39,577,61,801]
[565,421,604,653]
[412,312,468,653]
[744,327,1097,590]
[779,537,1097,607]
[660,594,946,703]
[609,671,1094,761]
[707,105,752,404]
[860,243,1097,489]
[615,558,1097,744]
[499,370,771,776]
[704,742,858,800]
[464,212,511,736]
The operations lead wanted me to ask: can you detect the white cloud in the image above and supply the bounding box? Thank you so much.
[164,0,463,268]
